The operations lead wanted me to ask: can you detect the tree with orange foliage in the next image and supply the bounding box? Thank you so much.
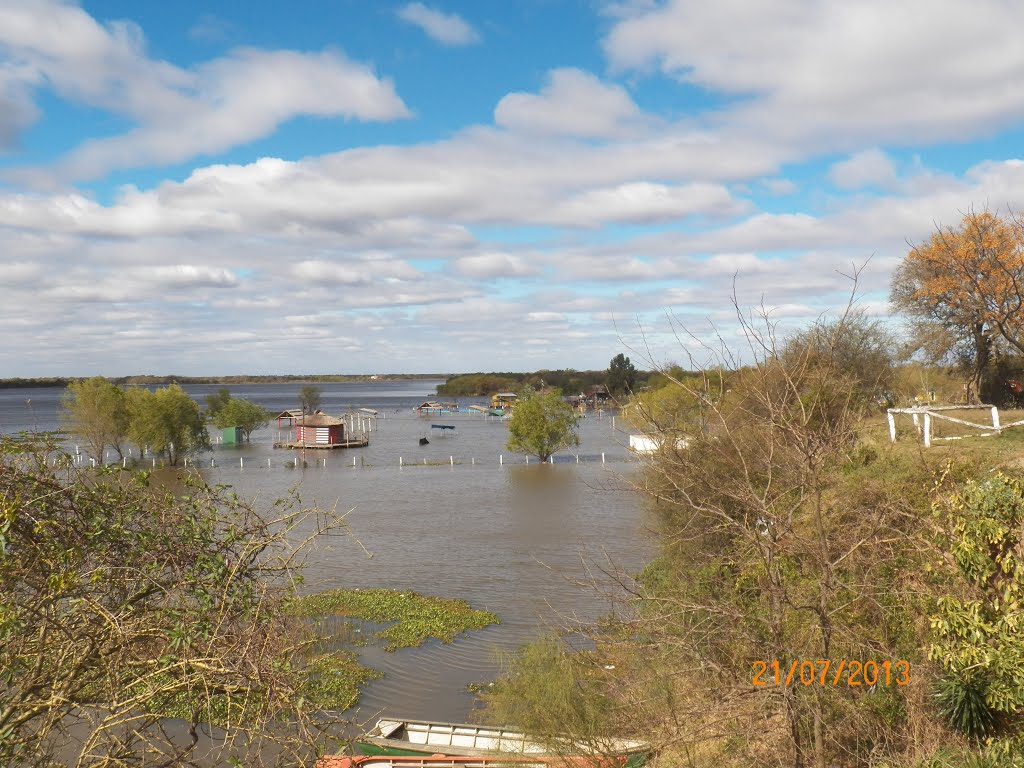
[891,210,1024,403]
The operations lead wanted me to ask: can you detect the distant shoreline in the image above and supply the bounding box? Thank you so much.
[0,374,449,389]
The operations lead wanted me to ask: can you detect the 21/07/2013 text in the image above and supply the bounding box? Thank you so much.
[752,659,910,687]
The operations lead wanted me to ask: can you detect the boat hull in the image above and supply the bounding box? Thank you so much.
[356,719,651,767]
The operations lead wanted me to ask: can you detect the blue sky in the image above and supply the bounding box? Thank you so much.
[4,0,1024,376]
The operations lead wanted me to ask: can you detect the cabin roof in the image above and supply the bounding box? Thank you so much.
[296,413,345,427]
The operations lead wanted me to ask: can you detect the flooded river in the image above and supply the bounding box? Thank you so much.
[1,382,654,724]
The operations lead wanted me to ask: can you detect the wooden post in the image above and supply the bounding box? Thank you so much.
[992,406,1001,432]
[923,413,932,448]
[887,411,897,442]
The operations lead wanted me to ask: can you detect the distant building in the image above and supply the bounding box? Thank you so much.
[490,392,518,411]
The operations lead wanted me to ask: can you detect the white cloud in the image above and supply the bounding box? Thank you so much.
[397,3,480,46]
[495,68,647,139]
[0,0,409,182]
[454,252,540,278]
[552,181,745,226]
[829,149,896,190]
[605,0,1024,150]
[291,259,421,286]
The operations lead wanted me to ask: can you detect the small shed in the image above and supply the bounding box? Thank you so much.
[294,413,345,445]
[221,426,243,445]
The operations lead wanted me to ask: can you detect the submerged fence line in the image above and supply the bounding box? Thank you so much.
[52,449,625,471]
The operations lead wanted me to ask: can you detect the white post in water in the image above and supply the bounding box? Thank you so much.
[450,456,454,465]
[123,457,127,468]
[576,454,580,463]
[211,458,215,467]
[923,413,932,448]
[400,456,403,466]
[268,458,271,468]
[549,455,554,464]
[472,457,475,465]
[887,411,897,442]
[240,457,244,469]
[992,406,1001,432]
[526,455,529,464]
[353,456,357,467]
[499,454,503,465]
[152,458,156,468]
[602,452,606,464]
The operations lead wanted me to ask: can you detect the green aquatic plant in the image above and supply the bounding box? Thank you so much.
[287,588,500,651]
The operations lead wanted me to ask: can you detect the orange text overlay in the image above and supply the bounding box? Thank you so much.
[752,660,910,687]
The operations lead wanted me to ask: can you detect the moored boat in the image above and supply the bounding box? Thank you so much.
[354,718,651,766]
[318,755,638,768]
[317,756,554,768]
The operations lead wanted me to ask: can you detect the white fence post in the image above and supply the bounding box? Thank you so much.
[887,411,897,443]
[992,406,1001,432]
[923,413,932,448]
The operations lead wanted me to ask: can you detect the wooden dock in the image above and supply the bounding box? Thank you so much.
[273,437,369,450]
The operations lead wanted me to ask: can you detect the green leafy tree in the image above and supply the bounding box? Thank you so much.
[606,353,638,398]
[298,385,322,415]
[205,386,232,419]
[213,397,271,441]
[0,436,351,766]
[126,384,208,465]
[60,376,130,462]
[930,474,1024,743]
[505,387,580,462]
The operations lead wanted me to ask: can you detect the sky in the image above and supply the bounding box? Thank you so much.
[4,1,1024,376]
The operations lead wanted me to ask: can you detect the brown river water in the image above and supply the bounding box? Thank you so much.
[1,382,654,740]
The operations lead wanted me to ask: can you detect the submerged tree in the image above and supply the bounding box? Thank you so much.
[0,437,351,766]
[204,386,232,418]
[505,387,580,462]
[606,353,638,399]
[298,385,322,416]
[126,383,208,465]
[60,376,130,461]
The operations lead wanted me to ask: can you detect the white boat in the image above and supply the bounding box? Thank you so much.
[357,718,651,765]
